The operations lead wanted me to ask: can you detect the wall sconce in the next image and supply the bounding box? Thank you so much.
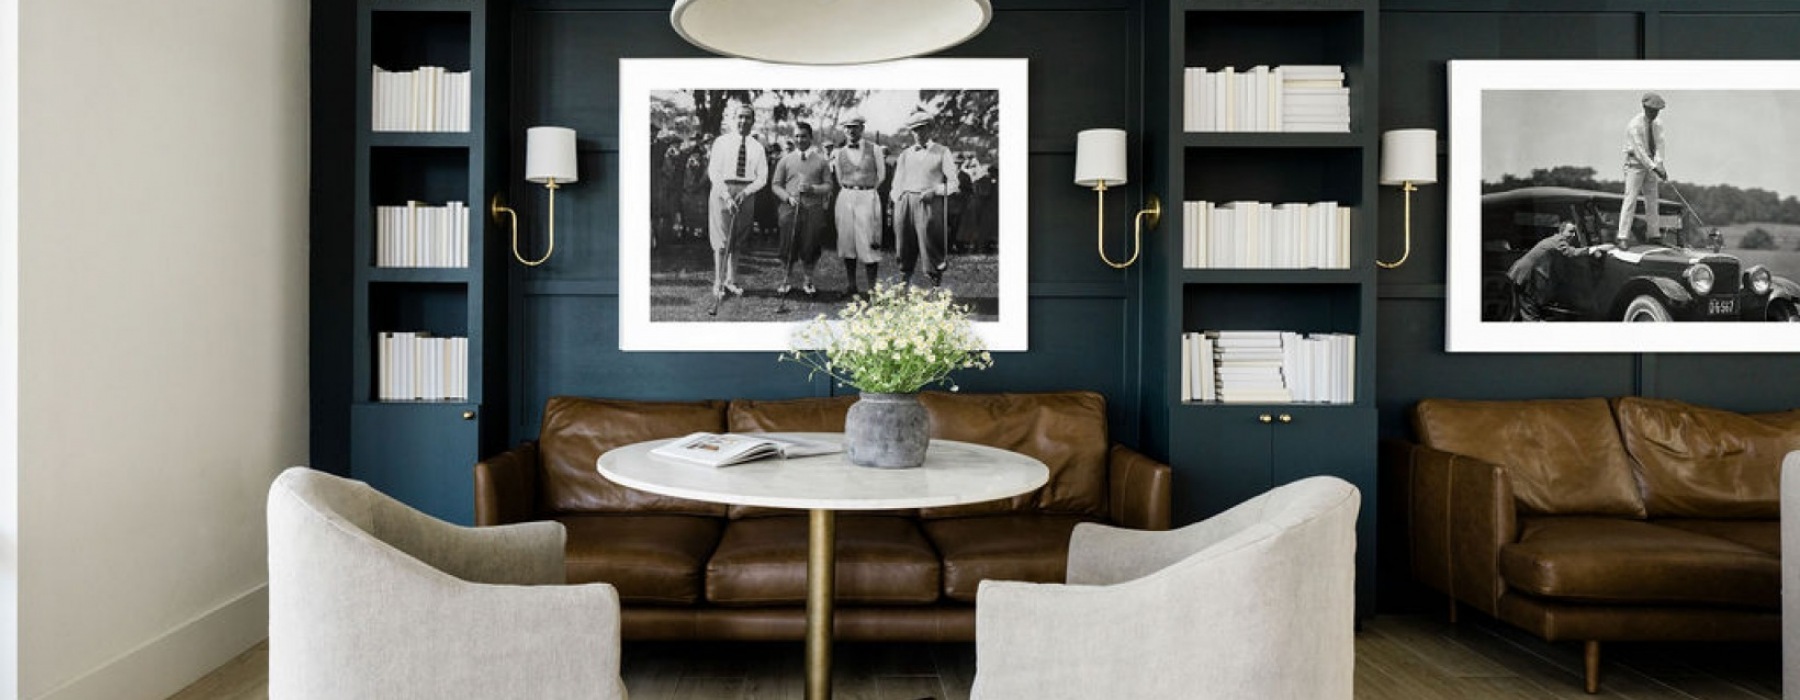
[670,0,991,65]
[1074,128,1161,269]
[491,126,578,267]
[1376,128,1438,269]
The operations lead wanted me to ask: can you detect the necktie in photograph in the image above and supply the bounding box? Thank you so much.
[1647,123,1656,158]
[735,138,747,179]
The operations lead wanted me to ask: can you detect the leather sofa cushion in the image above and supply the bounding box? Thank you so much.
[922,514,1092,602]
[917,391,1110,519]
[539,396,729,515]
[1413,398,1645,517]
[1615,397,1800,518]
[1498,517,1777,609]
[1652,519,1778,557]
[559,514,725,606]
[727,395,855,433]
[705,516,940,606]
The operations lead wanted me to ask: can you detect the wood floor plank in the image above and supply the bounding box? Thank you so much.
[1375,613,1515,679]
[165,617,1785,700]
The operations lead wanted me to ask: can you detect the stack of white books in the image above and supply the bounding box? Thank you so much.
[376,201,469,268]
[372,65,471,132]
[1182,200,1350,269]
[377,332,469,401]
[1281,65,1350,133]
[1182,64,1350,133]
[1280,332,1356,404]
[1179,330,1356,404]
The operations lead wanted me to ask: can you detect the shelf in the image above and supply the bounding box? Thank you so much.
[1176,400,1362,409]
[1175,268,1364,285]
[1182,132,1361,149]
[1180,0,1367,10]
[355,399,477,408]
[365,267,476,283]
[370,0,472,12]
[370,131,473,148]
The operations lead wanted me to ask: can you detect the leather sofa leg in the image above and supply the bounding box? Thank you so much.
[1583,640,1601,694]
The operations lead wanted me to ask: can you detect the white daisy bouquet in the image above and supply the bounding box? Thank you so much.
[783,282,994,393]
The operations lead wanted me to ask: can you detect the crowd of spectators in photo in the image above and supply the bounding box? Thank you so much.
[648,122,1000,260]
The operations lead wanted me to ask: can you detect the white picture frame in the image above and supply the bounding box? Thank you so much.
[618,58,1030,352]
[1448,59,1800,353]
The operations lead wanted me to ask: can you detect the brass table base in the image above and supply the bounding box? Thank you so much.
[806,508,836,700]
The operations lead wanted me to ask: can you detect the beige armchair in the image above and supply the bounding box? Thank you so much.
[267,467,626,700]
[970,475,1359,700]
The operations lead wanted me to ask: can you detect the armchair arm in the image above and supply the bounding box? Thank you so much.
[475,440,540,526]
[371,489,567,585]
[1107,443,1172,530]
[272,518,623,699]
[1397,440,1516,616]
[974,531,1351,700]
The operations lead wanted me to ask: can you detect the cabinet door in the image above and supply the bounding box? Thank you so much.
[1169,407,1275,522]
[1271,406,1376,618]
[351,402,482,525]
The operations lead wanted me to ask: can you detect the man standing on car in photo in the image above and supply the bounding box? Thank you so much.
[1617,92,1667,248]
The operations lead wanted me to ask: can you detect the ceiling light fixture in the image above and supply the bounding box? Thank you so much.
[670,0,992,65]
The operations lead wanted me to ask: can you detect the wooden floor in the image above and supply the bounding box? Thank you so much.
[167,614,1780,699]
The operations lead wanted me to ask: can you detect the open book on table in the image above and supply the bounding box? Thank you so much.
[650,432,843,467]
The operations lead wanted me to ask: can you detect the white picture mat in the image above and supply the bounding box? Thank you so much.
[618,58,1030,352]
[1448,59,1800,353]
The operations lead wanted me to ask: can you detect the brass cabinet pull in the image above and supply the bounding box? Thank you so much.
[1278,413,1293,424]
[461,410,477,421]
[1258,414,1273,424]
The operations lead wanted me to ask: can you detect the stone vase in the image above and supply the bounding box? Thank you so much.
[844,392,930,469]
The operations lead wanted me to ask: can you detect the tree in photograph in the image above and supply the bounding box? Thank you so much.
[1740,227,1777,250]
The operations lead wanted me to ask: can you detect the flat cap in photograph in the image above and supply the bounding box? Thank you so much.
[1641,92,1666,109]
[839,111,866,127]
[904,109,936,129]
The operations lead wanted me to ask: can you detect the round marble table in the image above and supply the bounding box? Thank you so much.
[598,433,1049,700]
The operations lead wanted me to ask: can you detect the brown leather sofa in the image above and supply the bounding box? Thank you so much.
[475,390,1172,642]
[1386,396,1800,693]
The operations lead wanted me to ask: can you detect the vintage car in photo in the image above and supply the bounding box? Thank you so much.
[1481,186,1800,322]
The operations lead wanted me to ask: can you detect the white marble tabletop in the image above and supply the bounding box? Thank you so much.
[596,432,1049,511]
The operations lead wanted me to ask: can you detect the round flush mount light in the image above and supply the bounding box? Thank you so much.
[671,0,992,65]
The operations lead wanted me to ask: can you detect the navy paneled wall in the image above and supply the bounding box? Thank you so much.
[1375,1,1800,445]
[502,0,1146,443]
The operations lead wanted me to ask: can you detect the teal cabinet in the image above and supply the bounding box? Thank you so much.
[352,402,483,524]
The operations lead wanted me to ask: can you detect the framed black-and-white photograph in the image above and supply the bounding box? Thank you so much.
[1448,60,1800,353]
[618,58,1029,352]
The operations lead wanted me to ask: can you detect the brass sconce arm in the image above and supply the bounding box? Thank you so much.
[1375,181,1415,269]
[1095,183,1163,269]
[492,177,562,267]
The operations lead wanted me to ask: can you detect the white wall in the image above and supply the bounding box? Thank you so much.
[1,0,20,695]
[13,0,309,698]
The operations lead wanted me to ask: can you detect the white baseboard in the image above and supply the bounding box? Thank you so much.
[34,585,267,700]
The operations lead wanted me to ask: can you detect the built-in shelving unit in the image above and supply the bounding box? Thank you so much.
[1147,0,1378,617]
[346,0,507,524]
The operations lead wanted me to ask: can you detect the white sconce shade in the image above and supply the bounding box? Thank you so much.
[525,126,579,184]
[671,0,992,65]
[1074,128,1128,188]
[1380,128,1437,185]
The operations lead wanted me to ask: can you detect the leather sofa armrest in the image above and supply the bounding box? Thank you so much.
[1107,444,1172,531]
[1395,440,1515,617]
[475,441,541,526]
